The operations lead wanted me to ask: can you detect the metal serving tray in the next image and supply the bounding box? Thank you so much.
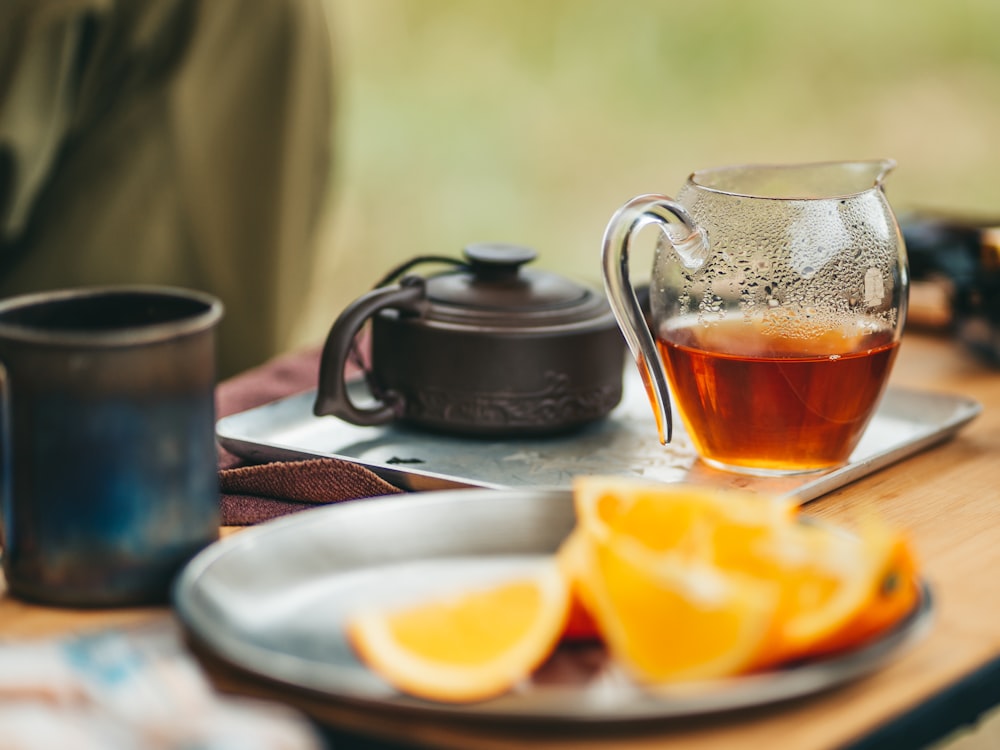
[174,488,933,724]
[216,367,982,502]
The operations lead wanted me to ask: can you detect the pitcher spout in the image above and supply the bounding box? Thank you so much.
[858,158,896,188]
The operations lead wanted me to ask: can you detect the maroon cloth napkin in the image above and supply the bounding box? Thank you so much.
[215,346,403,525]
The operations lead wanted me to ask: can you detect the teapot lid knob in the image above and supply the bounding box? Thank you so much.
[424,242,603,317]
[463,243,537,280]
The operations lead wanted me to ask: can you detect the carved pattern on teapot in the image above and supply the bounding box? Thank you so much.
[407,371,621,429]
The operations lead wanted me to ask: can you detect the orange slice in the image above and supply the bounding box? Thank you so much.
[572,476,796,554]
[572,531,776,683]
[807,522,920,657]
[346,563,570,703]
[726,520,870,666]
[567,477,919,671]
[708,516,916,667]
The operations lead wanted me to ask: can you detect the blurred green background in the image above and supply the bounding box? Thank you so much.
[295,0,1000,347]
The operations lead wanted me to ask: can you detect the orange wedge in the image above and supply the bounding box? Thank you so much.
[726,520,874,666]
[709,515,919,667]
[346,563,570,703]
[567,477,920,671]
[569,530,776,683]
[807,522,920,657]
[572,476,796,554]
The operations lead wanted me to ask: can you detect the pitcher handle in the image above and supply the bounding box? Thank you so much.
[601,194,707,444]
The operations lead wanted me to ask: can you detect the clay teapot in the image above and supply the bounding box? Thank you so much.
[313,243,625,436]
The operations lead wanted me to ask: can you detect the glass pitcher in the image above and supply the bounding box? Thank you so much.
[601,160,908,475]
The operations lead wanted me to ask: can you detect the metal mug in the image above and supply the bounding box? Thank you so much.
[0,286,223,606]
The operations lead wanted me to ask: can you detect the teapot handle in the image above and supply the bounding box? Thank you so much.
[313,278,426,425]
[601,194,707,444]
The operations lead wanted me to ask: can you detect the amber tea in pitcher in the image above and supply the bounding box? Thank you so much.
[657,316,898,473]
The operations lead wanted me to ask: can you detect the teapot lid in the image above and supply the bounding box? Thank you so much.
[422,243,604,325]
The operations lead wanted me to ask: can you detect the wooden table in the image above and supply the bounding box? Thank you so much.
[2,331,999,749]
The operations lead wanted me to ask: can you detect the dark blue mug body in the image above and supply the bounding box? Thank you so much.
[0,286,223,606]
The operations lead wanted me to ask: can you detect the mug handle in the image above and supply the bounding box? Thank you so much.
[601,194,708,444]
[313,277,426,425]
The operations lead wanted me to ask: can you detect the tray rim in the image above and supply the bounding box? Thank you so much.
[216,383,982,501]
